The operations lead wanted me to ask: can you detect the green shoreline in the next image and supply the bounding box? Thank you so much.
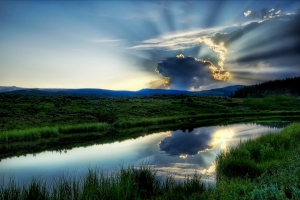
[1,114,299,161]
[2,111,300,143]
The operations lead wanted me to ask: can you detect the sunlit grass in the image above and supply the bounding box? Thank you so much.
[0,127,59,142]
[0,123,109,142]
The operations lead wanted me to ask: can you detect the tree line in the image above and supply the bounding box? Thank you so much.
[232,76,300,98]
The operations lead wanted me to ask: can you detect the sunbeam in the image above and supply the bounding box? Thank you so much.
[1,0,300,89]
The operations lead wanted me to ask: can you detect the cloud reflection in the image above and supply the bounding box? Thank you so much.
[158,127,236,159]
[158,129,214,157]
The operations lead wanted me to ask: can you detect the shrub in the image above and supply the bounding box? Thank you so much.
[260,143,275,160]
[251,184,285,200]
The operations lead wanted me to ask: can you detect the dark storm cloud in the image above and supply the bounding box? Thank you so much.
[155,55,214,90]
[158,129,213,156]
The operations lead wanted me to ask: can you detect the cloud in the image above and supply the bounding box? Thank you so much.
[244,10,251,17]
[244,8,287,21]
[275,10,281,15]
[217,14,300,83]
[129,27,223,50]
[197,35,227,69]
[87,39,126,46]
[154,54,230,90]
[210,14,300,83]
[132,10,300,88]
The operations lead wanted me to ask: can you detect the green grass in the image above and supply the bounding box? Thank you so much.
[0,165,206,200]
[216,123,300,180]
[1,111,300,144]
[1,116,298,160]
[2,123,300,199]
[58,123,109,133]
[1,94,300,144]
[0,123,109,142]
[1,94,299,132]
[215,122,300,199]
[0,127,60,142]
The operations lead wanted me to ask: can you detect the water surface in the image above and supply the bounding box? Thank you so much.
[0,123,283,185]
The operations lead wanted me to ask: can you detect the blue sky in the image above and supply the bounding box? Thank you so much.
[1,1,300,90]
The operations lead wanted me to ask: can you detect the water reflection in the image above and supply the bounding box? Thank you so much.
[158,129,213,156]
[158,127,234,158]
[0,123,283,185]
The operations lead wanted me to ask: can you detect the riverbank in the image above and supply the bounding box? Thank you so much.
[1,93,300,160]
[1,115,299,160]
[1,123,300,199]
[214,122,300,199]
[2,111,300,143]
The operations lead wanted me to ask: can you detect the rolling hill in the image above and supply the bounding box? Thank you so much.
[0,85,244,97]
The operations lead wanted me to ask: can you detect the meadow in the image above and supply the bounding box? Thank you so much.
[1,93,300,159]
[1,94,299,140]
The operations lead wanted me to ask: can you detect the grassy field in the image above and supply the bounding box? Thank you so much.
[1,123,300,199]
[1,94,300,131]
[0,93,300,159]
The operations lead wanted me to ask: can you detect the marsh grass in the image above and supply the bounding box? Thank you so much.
[0,165,206,200]
[0,123,109,142]
[216,123,300,180]
[58,123,109,134]
[0,127,59,142]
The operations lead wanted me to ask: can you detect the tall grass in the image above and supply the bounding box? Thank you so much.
[0,165,206,200]
[58,123,109,133]
[0,123,109,142]
[215,123,300,199]
[216,123,300,180]
[0,127,59,142]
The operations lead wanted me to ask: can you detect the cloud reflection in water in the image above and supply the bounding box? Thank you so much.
[158,127,234,158]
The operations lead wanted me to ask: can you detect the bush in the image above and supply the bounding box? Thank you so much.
[251,184,285,200]
[260,143,275,160]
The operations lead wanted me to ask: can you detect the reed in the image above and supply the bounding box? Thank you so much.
[0,165,206,200]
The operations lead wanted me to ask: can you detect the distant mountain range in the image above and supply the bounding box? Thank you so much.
[0,85,244,97]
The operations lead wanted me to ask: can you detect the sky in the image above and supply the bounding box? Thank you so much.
[1,0,300,91]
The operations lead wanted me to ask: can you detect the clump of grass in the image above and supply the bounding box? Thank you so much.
[0,127,59,142]
[0,123,109,143]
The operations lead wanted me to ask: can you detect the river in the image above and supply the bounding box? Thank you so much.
[0,122,284,185]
